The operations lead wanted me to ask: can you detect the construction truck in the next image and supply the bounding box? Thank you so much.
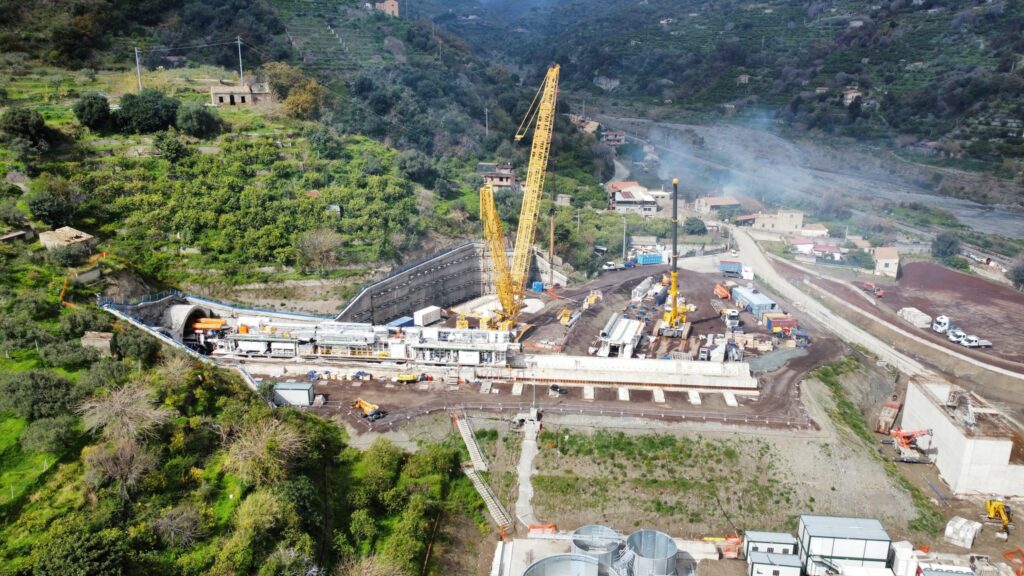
[888,428,932,463]
[932,315,952,334]
[396,373,418,384]
[860,281,884,298]
[984,499,1012,539]
[351,398,386,422]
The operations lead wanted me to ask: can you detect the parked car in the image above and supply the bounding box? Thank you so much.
[549,384,568,395]
[960,335,992,348]
[947,329,967,343]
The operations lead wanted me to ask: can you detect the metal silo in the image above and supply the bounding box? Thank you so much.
[625,530,677,576]
[571,525,624,573]
[522,554,623,576]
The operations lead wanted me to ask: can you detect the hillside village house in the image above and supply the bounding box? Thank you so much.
[753,210,804,234]
[39,226,96,252]
[800,223,829,238]
[476,162,517,190]
[210,83,272,106]
[374,0,399,17]
[694,196,741,215]
[873,246,900,278]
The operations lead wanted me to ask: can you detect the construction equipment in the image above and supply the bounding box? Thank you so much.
[861,281,884,298]
[985,500,1013,539]
[1004,548,1024,576]
[396,373,418,384]
[888,428,932,463]
[479,64,559,330]
[660,178,686,336]
[351,398,386,421]
[713,283,732,300]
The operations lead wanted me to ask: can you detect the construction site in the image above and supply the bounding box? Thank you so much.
[94,65,1024,576]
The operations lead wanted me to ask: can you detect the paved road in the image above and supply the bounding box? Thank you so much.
[731,227,932,378]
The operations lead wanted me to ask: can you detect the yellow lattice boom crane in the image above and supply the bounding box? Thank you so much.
[480,64,559,330]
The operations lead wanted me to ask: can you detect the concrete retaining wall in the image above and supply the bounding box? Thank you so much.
[903,382,1024,496]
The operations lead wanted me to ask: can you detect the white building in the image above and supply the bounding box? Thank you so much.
[744,531,798,557]
[873,247,900,278]
[800,223,830,238]
[798,515,891,576]
[273,381,313,406]
[695,196,741,215]
[901,382,1024,496]
[748,552,802,576]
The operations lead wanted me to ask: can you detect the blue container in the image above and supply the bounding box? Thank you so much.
[386,316,415,328]
[637,253,662,265]
[531,281,544,292]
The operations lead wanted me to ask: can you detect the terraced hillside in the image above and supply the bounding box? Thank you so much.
[272,0,392,79]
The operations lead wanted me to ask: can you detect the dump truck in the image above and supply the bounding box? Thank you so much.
[351,398,386,421]
[719,260,742,278]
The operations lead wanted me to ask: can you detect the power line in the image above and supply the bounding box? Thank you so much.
[140,39,239,55]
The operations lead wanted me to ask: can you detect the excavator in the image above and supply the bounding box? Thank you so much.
[888,428,932,463]
[985,499,1013,539]
[479,64,559,331]
[351,398,386,422]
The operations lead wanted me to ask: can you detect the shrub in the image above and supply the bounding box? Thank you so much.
[175,103,221,139]
[111,327,161,366]
[76,358,132,398]
[19,415,79,453]
[154,130,191,163]
[73,93,111,130]
[944,255,970,271]
[59,307,112,338]
[31,519,128,576]
[40,341,98,369]
[48,242,90,267]
[117,89,179,133]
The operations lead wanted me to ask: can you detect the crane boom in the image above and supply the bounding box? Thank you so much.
[480,64,559,328]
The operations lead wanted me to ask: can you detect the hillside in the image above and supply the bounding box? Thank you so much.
[427,0,1024,183]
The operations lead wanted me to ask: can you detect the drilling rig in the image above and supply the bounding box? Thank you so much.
[479,65,559,331]
[660,177,688,337]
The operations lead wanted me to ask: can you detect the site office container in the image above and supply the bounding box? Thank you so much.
[720,260,743,276]
[765,315,798,332]
[797,516,891,576]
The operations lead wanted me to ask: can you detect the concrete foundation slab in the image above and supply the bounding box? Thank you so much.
[653,388,666,403]
[583,386,595,400]
[723,392,738,407]
[512,382,524,396]
[480,382,492,394]
[688,391,702,405]
[618,387,630,401]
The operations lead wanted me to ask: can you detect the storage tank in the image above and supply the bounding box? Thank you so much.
[571,525,623,572]
[626,530,677,576]
[522,554,622,576]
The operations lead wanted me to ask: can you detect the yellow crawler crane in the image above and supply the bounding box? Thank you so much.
[480,64,560,330]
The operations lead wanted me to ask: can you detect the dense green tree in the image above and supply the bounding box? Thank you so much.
[845,250,876,269]
[19,415,79,453]
[1010,263,1024,290]
[175,103,221,138]
[0,107,46,144]
[73,93,111,131]
[26,174,81,226]
[0,370,77,420]
[931,232,961,259]
[944,255,970,271]
[284,80,330,120]
[154,130,191,163]
[683,217,707,235]
[263,61,308,99]
[362,438,404,505]
[76,358,132,398]
[117,89,179,133]
[31,519,128,576]
[349,508,378,548]
[110,327,161,367]
[59,307,113,339]
[396,150,437,186]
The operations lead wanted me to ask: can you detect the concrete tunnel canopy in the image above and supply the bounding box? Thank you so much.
[162,304,214,340]
[521,554,622,576]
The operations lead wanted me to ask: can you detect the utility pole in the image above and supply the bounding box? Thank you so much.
[622,216,627,261]
[236,36,244,85]
[485,107,489,139]
[134,47,143,92]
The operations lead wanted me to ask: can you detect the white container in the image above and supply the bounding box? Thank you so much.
[414,306,442,327]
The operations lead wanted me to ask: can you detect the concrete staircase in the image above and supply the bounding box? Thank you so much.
[464,467,513,531]
[456,413,489,472]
